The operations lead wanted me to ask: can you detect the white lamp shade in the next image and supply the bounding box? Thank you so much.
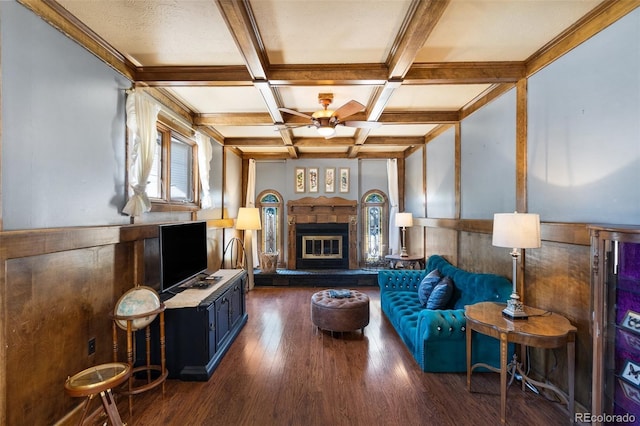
[395,212,414,228]
[236,207,262,230]
[492,212,541,249]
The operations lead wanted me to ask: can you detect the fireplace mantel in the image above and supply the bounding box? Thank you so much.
[287,196,358,269]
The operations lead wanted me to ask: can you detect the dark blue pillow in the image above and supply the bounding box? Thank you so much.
[418,269,442,306]
[426,276,454,310]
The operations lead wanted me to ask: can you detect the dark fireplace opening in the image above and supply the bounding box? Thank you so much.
[296,223,349,269]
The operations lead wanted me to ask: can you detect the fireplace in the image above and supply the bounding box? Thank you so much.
[287,196,358,270]
[296,223,349,269]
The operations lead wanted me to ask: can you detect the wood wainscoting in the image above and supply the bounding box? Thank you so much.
[0,222,224,426]
[419,217,593,411]
[0,225,158,426]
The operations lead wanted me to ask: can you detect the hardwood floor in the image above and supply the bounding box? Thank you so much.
[114,287,571,425]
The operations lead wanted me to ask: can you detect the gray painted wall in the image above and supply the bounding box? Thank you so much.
[426,127,456,219]
[1,2,227,230]
[404,149,425,216]
[528,8,640,224]
[419,8,639,225]
[460,89,517,219]
[254,158,361,204]
[4,2,638,231]
[1,2,131,230]
[359,159,389,199]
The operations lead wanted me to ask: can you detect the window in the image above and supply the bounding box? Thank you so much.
[147,123,199,211]
[256,190,284,261]
[360,190,388,267]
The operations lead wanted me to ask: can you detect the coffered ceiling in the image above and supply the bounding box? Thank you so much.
[25,0,624,159]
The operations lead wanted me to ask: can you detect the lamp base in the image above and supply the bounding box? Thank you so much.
[400,248,408,257]
[502,297,528,320]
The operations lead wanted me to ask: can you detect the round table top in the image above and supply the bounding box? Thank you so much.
[65,362,131,397]
[385,254,423,261]
[465,302,576,346]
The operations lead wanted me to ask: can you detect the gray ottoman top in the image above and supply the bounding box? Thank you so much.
[311,289,369,309]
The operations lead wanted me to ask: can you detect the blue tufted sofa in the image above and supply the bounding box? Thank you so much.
[378,255,513,373]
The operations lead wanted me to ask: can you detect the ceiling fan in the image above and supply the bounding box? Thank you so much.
[278,93,381,138]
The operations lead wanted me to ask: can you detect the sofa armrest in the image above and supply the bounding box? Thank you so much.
[417,309,467,341]
[378,269,426,293]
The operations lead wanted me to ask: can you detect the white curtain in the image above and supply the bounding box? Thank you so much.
[196,132,213,209]
[245,159,258,289]
[122,90,161,216]
[387,159,401,256]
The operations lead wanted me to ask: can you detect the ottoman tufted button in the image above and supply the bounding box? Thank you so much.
[461,326,466,332]
[437,326,442,331]
[449,327,453,332]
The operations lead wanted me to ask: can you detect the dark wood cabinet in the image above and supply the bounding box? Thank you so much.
[162,269,247,381]
[590,225,640,423]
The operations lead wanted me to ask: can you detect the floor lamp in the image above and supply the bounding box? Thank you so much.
[235,207,262,291]
[395,212,413,257]
[492,212,541,320]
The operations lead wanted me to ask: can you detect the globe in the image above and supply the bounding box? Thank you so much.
[114,286,161,331]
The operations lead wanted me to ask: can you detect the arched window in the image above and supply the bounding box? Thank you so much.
[256,190,284,265]
[360,190,388,267]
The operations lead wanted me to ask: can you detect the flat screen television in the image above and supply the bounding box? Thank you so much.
[159,221,208,294]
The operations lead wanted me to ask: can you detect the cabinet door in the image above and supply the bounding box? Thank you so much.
[215,289,231,347]
[606,241,640,419]
[229,280,244,327]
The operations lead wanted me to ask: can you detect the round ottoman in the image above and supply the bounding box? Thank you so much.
[310,289,370,334]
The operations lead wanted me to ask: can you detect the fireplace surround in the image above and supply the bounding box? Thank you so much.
[296,223,349,269]
[287,196,358,269]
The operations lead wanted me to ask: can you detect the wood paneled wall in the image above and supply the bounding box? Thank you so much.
[420,218,592,409]
[0,222,228,425]
[0,225,158,425]
[0,219,595,424]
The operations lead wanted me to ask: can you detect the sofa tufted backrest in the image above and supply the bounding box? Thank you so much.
[426,255,512,309]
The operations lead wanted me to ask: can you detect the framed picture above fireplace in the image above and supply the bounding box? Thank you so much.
[295,167,305,193]
[325,168,335,193]
[339,168,350,193]
[309,167,319,193]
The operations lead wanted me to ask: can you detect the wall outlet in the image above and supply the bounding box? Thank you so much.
[88,337,96,355]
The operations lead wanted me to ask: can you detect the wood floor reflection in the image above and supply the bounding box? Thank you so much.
[117,287,571,426]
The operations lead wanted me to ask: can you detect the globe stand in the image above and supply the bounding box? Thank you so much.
[112,286,168,417]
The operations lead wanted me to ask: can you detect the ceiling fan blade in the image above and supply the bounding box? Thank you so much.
[274,124,308,131]
[279,107,313,119]
[332,100,365,120]
[343,120,381,129]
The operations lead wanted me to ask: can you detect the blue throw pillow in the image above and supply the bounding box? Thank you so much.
[426,276,454,310]
[418,269,442,306]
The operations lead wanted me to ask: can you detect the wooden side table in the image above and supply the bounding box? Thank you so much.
[465,302,577,424]
[65,362,131,426]
[385,254,424,270]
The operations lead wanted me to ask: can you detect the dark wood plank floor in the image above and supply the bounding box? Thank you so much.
[113,287,570,425]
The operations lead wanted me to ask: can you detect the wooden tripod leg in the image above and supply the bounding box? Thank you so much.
[99,389,125,426]
[78,394,94,425]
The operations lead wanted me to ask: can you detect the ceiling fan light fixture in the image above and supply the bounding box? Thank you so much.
[317,125,336,137]
[312,109,334,119]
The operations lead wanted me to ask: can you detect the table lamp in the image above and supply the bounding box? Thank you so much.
[492,212,541,320]
[395,212,413,257]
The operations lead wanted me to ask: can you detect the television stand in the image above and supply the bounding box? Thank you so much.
[162,269,247,381]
